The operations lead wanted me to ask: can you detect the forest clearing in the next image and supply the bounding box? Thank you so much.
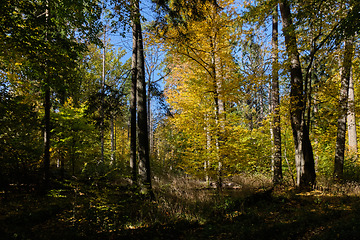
[1,0,360,239]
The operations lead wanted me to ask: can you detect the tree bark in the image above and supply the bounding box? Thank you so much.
[347,67,357,155]
[334,38,355,180]
[279,0,315,188]
[134,1,152,195]
[110,116,115,166]
[43,2,50,188]
[130,1,138,184]
[44,84,51,185]
[271,5,282,185]
[100,25,106,166]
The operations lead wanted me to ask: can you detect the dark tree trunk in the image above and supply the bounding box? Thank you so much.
[279,0,315,188]
[100,26,106,165]
[130,1,138,184]
[134,0,152,195]
[334,38,355,181]
[44,84,51,186]
[271,5,282,185]
[43,0,50,189]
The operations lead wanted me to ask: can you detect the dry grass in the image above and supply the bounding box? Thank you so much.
[151,173,273,223]
[314,176,360,196]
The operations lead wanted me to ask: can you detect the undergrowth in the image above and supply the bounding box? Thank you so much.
[1,174,360,239]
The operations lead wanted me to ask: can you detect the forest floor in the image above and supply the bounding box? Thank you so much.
[1,174,360,240]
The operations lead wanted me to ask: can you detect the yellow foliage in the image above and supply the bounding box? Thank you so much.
[151,0,273,178]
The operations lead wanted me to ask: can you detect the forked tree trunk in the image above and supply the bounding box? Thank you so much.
[334,38,355,180]
[271,5,282,184]
[280,0,316,188]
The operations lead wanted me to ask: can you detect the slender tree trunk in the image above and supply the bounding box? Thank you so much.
[147,86,153,155]
[271,5,282,185]
[100,25,106,165]
[134,1,152,195]
[110,116,115,166]
[44,84,51,185]
[43,2,50,187]
[334,38,355,180]
[60,149,64,180]
[205,115,211,185]
[210,40,223,190]
[279,0,316,188]
[347,67,357,156]
[130,2,138,184]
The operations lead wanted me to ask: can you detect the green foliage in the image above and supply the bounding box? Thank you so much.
[0,84,42,184]
[52,99,100,177]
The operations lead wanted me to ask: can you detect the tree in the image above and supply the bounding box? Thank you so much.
[157,0,250,184]
[347,67,357,156]
[0,0,102,187]
[271,5,282,184]
[130,3,138,184]
[0,84,42,184]
[334,37,355,181]
[279,0,316,188]
[128,0,153,195]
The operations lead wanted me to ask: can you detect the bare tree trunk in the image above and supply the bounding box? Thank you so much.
[135,2,152,195]
[271,5,282,185]
[44,84,51,185]
[210,41,223,190]
[147,88,153,155]
[110,117,115,166]
[43,2,50,187]
[347,67,357,156]
[130,1,138,184]
[280,0,315,188]
[334,38,355,180]
[100,25,106,166]
[205,115,211,185]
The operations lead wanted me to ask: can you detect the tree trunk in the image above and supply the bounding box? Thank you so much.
[130,1,138,184]
[110,116,115,166]
[147,87,153,155]
[347,67,357,156]
[334,38,355,180]
[44,84,51,185]
[279,0,315,188]
[271,5,282,185]
[210,37,223,190]
[100,25,106,166]
[134,1,152,195]
[205,115,211,185]
[43,2,50,188]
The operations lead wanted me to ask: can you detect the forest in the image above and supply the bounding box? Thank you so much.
[1,0,360,239]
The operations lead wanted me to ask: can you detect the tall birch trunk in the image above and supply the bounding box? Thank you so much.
[280,0,315,188]
[334,38,355,180]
